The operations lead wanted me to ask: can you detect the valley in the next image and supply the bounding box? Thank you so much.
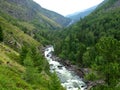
[0,0,120,90]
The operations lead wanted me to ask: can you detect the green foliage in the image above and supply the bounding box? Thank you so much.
[19,45,63,89]
[23,51,38,84]
[96,37,120,62]
[0,43,63,90]
[85,72,98,81]
[50,72,65,90]
[19,46,28,65]
[96,0,119,12]
[0,62,32,90]
[52,0,120,89]
[95,37,120,86]
[23,50,33,67]
[0,26,3,42]
[1,0,120,89]
[0,0,66,89]
[0,16,40,51]
[0,0,70,30]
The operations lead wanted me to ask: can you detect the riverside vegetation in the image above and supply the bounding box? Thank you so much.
[0,0,67,90]
[0,0,120,90]
[50,0,120,89]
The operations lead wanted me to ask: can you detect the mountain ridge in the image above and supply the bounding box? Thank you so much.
[0,0,66,89]
[52,0,120,89]
[66,6,97,23]
[0,0,70,28]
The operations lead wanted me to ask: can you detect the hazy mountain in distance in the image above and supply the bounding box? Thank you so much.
[66,6,97,24]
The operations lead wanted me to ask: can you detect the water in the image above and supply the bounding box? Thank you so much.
[44,46,87,90]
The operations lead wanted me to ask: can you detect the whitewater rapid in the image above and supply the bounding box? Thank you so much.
[44,46,87,90]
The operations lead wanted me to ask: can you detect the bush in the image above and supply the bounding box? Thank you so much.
[85,72,98,81]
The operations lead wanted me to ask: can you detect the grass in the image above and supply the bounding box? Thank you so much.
[0,43,33,90]
[38,12,62,28]
[0,16,40,51]
[0,43,24,72]
[0,43,53,90]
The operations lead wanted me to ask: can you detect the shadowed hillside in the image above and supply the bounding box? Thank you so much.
[51,0,120,89]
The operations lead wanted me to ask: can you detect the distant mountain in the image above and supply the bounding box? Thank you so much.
[0,0,70,28]
[0,0,72,47]
[54,0,120,89]
[0,0,67,89]
[66,6,97,23]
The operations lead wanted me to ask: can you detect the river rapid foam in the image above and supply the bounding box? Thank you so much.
[44,46,87,90]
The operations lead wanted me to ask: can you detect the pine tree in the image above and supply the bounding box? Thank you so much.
[23,51,37,84]
[96,37,120,86]
[0,26,3,42]
[19,46,28,65]
[50,72,62,90]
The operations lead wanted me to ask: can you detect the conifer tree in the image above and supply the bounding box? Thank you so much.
[0,26,3,42]
[23,50,37,84]
[50,72,62,90]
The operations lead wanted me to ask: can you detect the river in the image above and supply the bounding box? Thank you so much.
[44,46,87,90]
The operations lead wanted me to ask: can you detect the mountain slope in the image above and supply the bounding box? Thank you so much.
[0,0,65,89]
[0,42,65,90]
[0,43,32,90]
[96,0,120,11]
[0,0,71,45]
[67,6,97,23]
[53,0,120,89]
[0,16,40,51]
[0,0,70,29]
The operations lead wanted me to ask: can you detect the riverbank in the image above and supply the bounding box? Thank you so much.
[43,46,105,90]
[50,53,105,90]
[44,46,87,90]
[51,55,85,77]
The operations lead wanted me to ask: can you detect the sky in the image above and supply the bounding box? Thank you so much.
[33,0,104,16]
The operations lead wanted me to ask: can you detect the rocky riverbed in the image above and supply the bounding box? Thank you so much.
[51,54,105,90]
[44,45,105,90]
[44,46,87,90]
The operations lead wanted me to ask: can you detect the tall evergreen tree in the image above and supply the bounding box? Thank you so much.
[95,37,120,86]
[0,26,3,42]
[19,46,28,65]
[50,72,62,90]
[23,51,37,84]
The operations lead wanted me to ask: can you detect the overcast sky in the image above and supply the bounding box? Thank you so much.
[33,0,104,16]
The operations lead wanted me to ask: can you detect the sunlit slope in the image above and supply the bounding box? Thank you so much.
[0,43,33,90]
[0,0,70,29]
[0,16,40,50]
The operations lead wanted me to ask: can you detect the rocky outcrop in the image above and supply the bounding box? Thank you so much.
[87,80,105,90]
[51,55,85,78]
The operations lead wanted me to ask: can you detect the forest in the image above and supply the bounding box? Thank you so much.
[0,0,120,90]
[48,0,120,89]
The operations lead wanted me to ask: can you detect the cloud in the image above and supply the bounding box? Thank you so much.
[34,0,104,16]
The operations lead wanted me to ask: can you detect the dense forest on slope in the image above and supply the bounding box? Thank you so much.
[0,0,120,89]
[50,0,120,89]
[0,0,71,45]
[0,0,66,89]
